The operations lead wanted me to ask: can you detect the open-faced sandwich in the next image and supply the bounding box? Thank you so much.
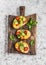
[15,41,29,53]
[16,30,31,39]
[13,16,27,29]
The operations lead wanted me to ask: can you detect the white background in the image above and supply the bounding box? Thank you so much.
[0,0,46,65]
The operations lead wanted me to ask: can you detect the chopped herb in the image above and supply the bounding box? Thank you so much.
[10,35,15,41]
[19,43,24,47]
[27,18,37,30]
[30,40,35,46]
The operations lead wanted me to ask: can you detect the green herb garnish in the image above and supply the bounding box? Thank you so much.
[17,35,21,38]
[27,18,37,30]
[19,41,24,50]
[10,35,15,41]
[19,43,24,47]
[30,40,35,46]
[17,30,25,38]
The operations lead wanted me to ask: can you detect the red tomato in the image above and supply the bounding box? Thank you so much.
[24,30,27,34]
[16,31,20,35]
[16,16,20,20]
[24,47,28,51]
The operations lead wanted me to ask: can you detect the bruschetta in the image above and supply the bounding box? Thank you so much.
[16,30,31,39]
[15,41,29,53]
[13,16,27,29]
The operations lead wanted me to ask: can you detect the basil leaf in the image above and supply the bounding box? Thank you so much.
[33,21,37,26]
[27,23,30,26]
[30,19,33,25]
[30,40,35,46]
[27,18,37,30]
[10,35,15,41]
[29,25,32,29]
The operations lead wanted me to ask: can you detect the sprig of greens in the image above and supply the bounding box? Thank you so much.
[27,18,37,30]
[10,35,15,41]
[30,40,35,46]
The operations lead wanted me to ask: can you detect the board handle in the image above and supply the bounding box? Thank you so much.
[19,6,25,16]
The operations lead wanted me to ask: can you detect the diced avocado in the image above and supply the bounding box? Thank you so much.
[20,19,23,23]
[20,30,25,36]
[17,35,21,38]
[20,20,23,24]
[13,19,18,24]
[27,18,37,30]
[22,33,25,36]
[20,46,24,50]
[23,17,26,21]
[19,42,24,50]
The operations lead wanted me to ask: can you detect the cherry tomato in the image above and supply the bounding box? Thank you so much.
[16,31,20,35]
[24,30,27,34]
[16,16,20,20]
[24,47,28,51]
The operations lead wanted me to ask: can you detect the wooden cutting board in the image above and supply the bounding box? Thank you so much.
[8,6,37,55]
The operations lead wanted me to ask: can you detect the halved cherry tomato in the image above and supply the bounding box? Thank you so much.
[24,47,28,51]
[24,30,27,34]
[16,16,20,20]
[16,31,20,35]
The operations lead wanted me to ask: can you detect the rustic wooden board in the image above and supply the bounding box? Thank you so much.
[8,6,36,55]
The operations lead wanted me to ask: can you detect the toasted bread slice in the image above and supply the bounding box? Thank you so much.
[16,30,31,39]
[15,41,29,53]
[13,16,27,29]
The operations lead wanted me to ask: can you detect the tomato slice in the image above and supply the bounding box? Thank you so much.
[24,47,28,51]
[16,16,20,20]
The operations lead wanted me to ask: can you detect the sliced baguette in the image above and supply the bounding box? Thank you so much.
[13,16,27,29]
[15,41,29,53]
[16,30,31,39]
